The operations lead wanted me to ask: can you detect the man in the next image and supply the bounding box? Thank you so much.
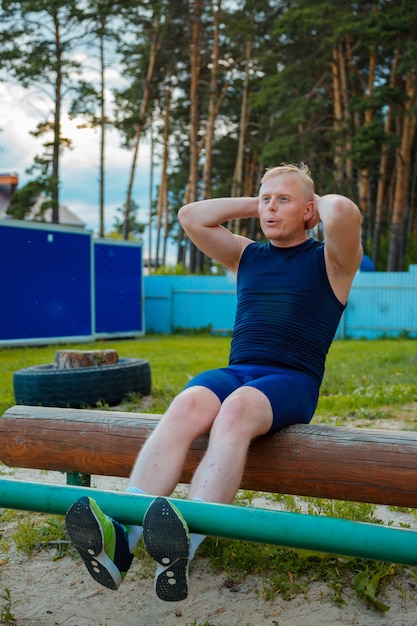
[65,163,362,603]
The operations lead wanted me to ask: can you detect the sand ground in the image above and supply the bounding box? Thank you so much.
[1,468,416,626]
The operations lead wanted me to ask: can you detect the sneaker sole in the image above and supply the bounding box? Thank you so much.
[65,496,122,590]
[143,497,190,602]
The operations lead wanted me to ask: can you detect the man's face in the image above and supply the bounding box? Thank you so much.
[258,173,313,247]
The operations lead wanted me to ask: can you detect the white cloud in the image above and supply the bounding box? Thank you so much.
[0,81,154,237]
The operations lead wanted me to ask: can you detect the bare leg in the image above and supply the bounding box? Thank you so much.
[188,386,273,503]
[127,385,272,599]
[65,388,223,596]
[128,386,221,495]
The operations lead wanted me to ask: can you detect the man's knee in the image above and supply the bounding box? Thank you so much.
[213,388,273,437]
[161,386,221,437]
[169,386,220,416]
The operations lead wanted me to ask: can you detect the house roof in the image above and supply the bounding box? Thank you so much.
[0,173,86,228]
[28,196,86,228]
[0,174,18,186]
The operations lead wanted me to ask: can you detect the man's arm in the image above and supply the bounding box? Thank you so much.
[314,194,363,304]
[178,197,259,272]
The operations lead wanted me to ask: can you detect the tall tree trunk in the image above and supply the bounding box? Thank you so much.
[98,15,106,238]
[123,14,162,240]
[187,0,202,272]
[410,147,417,239]
[372,48,400,267]
[201,0,222,202]
[331,36,354,192]
[231,36,251,200]
[331,42,345,189]
[148,113,155,269]
[52,10,61,224]
[356,48,377,248]
[340,38,354,189]
[387,69,417,270]
[156,78,172,267]
[198,0,230,273]
[228,28,252,238]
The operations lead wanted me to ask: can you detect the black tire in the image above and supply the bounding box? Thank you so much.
[13,358,151,408]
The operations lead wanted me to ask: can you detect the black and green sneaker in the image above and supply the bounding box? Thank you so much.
[143,497,190,602]
[65,496,133,590]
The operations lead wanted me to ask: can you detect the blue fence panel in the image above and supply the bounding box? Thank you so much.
[94,240,144,337]
[144,266,417,339]
[343,266,417,339]
[0,221,145,346]
[171,277,237,333]
[145,275,237,334]
[143,276,174,334]
[0,221,92,343]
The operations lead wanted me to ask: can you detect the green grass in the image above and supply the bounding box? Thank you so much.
[1,335,417,612]
[0,335,230,417]
[2,335,417,419]
[317,339,417,425]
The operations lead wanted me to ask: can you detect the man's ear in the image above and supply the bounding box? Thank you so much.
[303,200,314,221]
[304,200,319,230]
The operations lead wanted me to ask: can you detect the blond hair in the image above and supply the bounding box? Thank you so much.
[260,163,315,201]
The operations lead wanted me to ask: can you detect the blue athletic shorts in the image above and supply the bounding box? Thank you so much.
[184,363,319,434]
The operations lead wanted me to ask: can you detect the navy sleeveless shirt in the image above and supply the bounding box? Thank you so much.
[228,239,345,386]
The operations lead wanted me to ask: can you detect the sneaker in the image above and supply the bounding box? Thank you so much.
[65,496,133,590]
[143,497,190,602]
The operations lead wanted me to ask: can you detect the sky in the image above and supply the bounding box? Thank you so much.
[0,80,158,259]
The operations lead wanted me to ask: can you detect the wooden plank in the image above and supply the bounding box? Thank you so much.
[1,405,417,507]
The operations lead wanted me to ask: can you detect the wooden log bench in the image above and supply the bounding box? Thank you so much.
[1,405,417,509]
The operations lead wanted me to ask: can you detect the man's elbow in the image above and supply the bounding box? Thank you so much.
[334,195,362,225]
[178,203,192,229]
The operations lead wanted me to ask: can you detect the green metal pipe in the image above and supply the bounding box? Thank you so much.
[1,478,416,566]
